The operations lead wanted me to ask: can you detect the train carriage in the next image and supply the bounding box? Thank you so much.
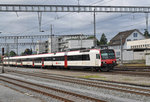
[3,49,117,71]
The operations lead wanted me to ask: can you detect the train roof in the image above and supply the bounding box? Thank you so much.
[4,49,112,59]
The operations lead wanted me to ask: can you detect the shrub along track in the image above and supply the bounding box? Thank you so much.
[5,70,150,97]
[0,75,105,102]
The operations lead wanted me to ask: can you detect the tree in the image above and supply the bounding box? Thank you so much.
[4,52,9,57]
[99,33,108,45]
[22,48,32,55]
[87,36,95,39]
[9,51,17,57]
[144,30,150,38]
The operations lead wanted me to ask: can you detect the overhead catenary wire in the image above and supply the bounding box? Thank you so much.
[1,1,149,49]
[11,0,116,35]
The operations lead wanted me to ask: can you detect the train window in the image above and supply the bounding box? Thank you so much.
[44,57,53,61]
[17,59,21,62]
[67,54,90,61]
[96,54,100,59]
[82,55,90,60]
[67,56,72,61]
[34,58,41,63]
[53,57,56,61]
[44,56,65,61]
[101,50,115,59]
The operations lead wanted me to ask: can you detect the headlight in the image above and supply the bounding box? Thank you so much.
[102,61,106,64]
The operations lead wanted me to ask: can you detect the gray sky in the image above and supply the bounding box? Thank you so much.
[0,0,150,41]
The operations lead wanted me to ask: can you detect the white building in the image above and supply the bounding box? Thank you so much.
[36,40,46,54]
[109,29,146,61]
[67,39,94,51]
[36,34,95,54]
[48,36,59,53]
[127,39,150,60]
[57,34,92,52]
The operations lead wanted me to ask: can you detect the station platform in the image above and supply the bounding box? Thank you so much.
[0,83,42,102]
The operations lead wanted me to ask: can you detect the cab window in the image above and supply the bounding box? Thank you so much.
[96,54,100,59]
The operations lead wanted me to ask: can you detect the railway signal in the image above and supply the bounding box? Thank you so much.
[1,47,5,73]
[2,47,4,56]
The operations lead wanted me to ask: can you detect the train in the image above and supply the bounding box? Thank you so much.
[3,49,117,72]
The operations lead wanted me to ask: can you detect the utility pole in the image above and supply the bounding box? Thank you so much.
[15,37,19,55]
[2,47,4,73]
[77,0,80,13]
[38,12,42,32]
[145,13,149,38]
[4,37,6,54]
[77,0,80,5]
[31,37,34,50]
[50,24,53,53]
[7,44,9,66]
[120,35,123,66]
[145,13,149,32]
[93,9,96,47]
[80,34,82,49]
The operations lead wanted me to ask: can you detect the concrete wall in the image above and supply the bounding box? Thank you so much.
[146,55,150,66]
[123,50,134,61]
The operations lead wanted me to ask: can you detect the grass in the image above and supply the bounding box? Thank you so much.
[122,78,132,81]
[77,75,106,79]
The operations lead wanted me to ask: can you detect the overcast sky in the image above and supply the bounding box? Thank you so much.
[0,0,150,41]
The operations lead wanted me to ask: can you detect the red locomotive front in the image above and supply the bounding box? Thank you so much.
[100,49,117,71]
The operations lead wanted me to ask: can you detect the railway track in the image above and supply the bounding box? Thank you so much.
[0,75,105,102]
[2,65,150,75]
[110,71,150,77]
[6,70,150,97]
[114,66,150,72]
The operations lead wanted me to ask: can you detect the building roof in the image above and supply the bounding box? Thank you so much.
[109,29,143,46]
[59,34,89,37]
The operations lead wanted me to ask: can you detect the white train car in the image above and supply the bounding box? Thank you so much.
[3,49,117,71]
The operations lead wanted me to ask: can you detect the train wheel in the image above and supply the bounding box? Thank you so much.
[100,67,109,72]
[95,68,100,72]
[91,67,94,72]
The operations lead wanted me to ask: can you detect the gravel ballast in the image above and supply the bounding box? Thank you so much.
[0,83,43,102]
[1,73,150,102]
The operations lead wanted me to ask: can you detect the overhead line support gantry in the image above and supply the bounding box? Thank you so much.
[0,4,150,13]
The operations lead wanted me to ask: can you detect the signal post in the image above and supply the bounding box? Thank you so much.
[1,48,4,73]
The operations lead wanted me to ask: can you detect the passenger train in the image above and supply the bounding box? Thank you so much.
[3,49,117,71]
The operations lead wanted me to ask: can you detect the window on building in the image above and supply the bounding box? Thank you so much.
[127,39,131,41]
[133,33,138,37]
[116,52,120,57]
[96,54,100,59]
[138,45,140,48]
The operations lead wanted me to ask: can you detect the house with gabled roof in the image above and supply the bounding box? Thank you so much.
[109,29,146,61]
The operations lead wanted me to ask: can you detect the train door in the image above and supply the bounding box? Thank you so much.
[89,52,96,66]
[95,53,101,66]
